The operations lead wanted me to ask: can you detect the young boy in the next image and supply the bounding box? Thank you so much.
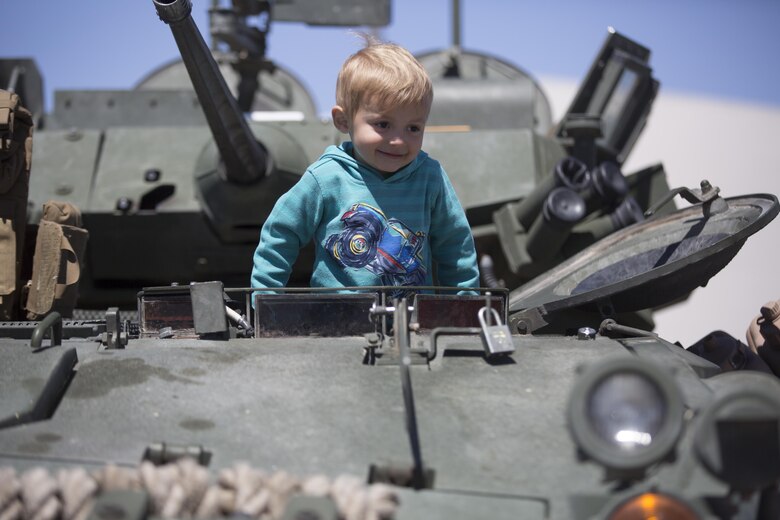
[250,40,479,295]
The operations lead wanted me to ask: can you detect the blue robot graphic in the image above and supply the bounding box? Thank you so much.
[325,203,426,292]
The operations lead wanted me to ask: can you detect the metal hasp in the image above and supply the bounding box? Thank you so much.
[366,297,429,365]
[508,191,780,334]
[364,290,509,363]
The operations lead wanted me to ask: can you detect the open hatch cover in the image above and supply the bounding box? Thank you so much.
[508,193,779,333]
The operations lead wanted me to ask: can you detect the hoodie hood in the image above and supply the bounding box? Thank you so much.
[318,142,429,184]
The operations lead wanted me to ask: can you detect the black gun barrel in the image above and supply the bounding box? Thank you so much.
[154,0,268,185]
[525,187,586,261]
[514,157,590,231]
[583,161,628,214]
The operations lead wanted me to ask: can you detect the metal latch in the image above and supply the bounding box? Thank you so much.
[142,442,211,466]
[479,307,515,357]
[101,307,127,349]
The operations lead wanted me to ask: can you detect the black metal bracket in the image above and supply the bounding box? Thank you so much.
[367,463,435,490]
[598,318,658,339]
[644,179,727,218]
[428,327,481,361]
[101,307,127,349]
[142,442,211,466]
[508,306,548,334]
[30,312,62,351]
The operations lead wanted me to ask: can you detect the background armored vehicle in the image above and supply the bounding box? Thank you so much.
[1,1,780,519]
[3,0,673,317]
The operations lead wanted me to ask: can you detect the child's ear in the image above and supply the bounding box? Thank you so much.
[332,106,350,133]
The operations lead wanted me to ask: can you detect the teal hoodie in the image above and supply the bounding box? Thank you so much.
[251,142,479,293]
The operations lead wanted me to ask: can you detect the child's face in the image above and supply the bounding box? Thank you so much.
[333,100,431,175]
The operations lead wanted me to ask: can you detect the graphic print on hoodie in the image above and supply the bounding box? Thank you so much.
[325,202,427,291]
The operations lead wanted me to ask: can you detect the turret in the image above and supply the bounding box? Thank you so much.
[154,0,269,185]
[151,0,320,247]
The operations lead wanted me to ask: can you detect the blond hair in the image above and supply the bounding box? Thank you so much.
[335,37,433,120]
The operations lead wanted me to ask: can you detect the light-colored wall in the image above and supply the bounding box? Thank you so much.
[541,76,780,347]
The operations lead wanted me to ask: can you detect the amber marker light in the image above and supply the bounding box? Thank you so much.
[608,492,701,519]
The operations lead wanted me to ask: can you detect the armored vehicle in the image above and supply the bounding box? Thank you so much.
[1,1,779,519]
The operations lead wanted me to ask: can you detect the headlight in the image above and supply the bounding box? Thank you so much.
[694,371,780,491]
[568,356,685,480]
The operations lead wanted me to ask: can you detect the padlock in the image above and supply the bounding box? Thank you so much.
[478,306,516,357]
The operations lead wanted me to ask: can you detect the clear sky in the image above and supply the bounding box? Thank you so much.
[2,0,779,117]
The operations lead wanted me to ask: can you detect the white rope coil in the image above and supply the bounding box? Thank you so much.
[0,460,398,520]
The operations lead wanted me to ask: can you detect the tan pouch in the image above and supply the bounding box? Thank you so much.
[25,202,89,319]
[0,89,33,320]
